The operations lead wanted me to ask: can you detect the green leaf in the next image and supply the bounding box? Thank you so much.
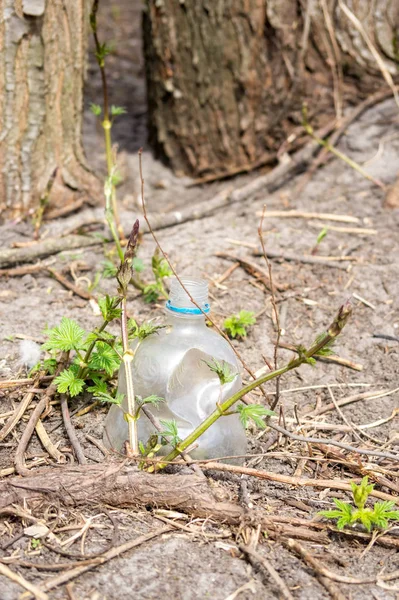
[223,311,256,339]
[132,257,145,273]
[101,260,118,279]
[316,227,328,244]
[203,358,237,385]
[90,103,102,116]
[140,395,165,409]
[151,249,172,281]
[143,283,162,304]
[94,391,124,406]
[88,342,121,376]
[54,368,85,397]
[43,318,86,352]
[351,476,374,509]
[237,404,275,429]
[29,358,58,376]
[159,419,181,447]
[111,105,127,116]
[86,376,108,395]
[98,295,122,321]
[128,318,166,341]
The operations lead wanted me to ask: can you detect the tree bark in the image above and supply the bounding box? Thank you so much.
[0,0,99,217]
[143,0,399,179]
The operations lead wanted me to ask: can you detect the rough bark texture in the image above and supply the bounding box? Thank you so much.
[0,464,244,522]
[143,0,399,178]
[0,0,99,216]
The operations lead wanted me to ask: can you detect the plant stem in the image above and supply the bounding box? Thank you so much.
[90,0,124,240]
[302,108,385,190]
[155,302,352,470]
[121,296,138,454]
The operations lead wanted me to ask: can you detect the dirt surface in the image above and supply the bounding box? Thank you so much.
[1,3,399,600]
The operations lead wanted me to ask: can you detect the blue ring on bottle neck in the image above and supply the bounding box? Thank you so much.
[166,300,210,315]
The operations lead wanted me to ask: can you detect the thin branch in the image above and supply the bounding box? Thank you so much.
[60,394,87,465]
[258,205,281,410]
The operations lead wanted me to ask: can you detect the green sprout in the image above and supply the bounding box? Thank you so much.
[143,249,172,303]
[319,476,399,532]
[237,404,275,429]
[223,310,256,339]
[158,419,181,448]
[203,358,237,385]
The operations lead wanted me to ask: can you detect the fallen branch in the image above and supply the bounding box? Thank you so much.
[251,249,348,270]
[0,562,48,600]
[0,121,341,270]
[215,252,288,291]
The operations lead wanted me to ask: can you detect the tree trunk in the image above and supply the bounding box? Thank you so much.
[0,0,99,217]
[143,0,399,179]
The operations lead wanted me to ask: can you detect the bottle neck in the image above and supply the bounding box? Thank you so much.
[165,309,207,327]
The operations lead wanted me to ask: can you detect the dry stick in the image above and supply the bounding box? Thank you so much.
[0,562,49,600]
[326,385,380,446]
[338,0,399,110]
[60,394,86,465]
[201,463,399,505]
[27,526,173,597]
[239,544,294,600]
[275,339,363,371]
[35,420,65,463]
[0,374,41,442]
[0,120,341,271]
[285,538,375,586]
[264,422,398,461]
[47,267,92,300]
[302,114,385,190]
[215,252,287,292]
[255,210,360,223]
[305,387,399,418]
[14,354,69,476]
[258,205,282,411]
[295,88,396,194]
[251,249,348,271]
[137,150,267,401]
[284,540,348,600]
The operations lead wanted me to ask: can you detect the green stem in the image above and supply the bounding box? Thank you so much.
[121,296,138,454]
[302,115,385,190]
[155,302,352,470]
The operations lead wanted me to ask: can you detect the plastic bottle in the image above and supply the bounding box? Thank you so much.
[103,277,247,461]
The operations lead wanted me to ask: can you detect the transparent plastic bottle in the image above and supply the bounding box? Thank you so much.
[103,277,247,461]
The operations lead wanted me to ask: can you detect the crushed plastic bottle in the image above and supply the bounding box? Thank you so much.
[103,277,247,461]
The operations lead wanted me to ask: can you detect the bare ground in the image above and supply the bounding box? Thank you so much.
[0,3,399,599]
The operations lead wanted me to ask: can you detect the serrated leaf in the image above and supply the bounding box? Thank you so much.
[98,295,122,321]
[90,103,102,116]
[94,391,124,405]
[237,404,275,429]
[101,260,117,279]
[43,318,86,352]
[54,368,85,397]
[88,342,121,376]
[203,358,237,385]
[111,105,127,116]
[223,311,256,339]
